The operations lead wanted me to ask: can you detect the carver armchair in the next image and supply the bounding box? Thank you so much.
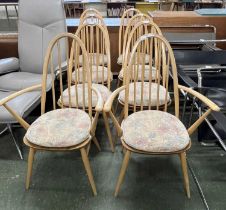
[104,34,220,197]
[0,33,103,195]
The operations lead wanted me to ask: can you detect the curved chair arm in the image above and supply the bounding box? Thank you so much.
[178,84,220,135]
[0,84,42,130]
[178,85,220,112]
[91,86,103,112]
[104,86,126,137]
[104,86,126,112]
[0,57,19,74]
[0,84,42,106]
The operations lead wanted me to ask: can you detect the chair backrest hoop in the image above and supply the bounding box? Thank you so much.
[41,33,92,118]
[123,33,179,119]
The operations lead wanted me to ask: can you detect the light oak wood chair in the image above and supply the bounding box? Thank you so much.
[60,23,115,152]
[116,14,154,90]
[119,20,162,84]
[114,20,165,117]
[118,8,141,65]
[119,13,153,66]
[79,14,109,67]
[0,33,103,195]
[104,33,220,197]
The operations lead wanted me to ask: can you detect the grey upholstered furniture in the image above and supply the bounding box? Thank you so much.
[0,0,67,159]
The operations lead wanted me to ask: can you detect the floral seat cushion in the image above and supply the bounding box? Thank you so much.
[72,65,112,83]
[118,82,170,107]
[25,109,91,147]
[79,53,108,65]
[117,53,150,65]
[118,65,158,81]
[59,84,112,107]
[122,110,190,153]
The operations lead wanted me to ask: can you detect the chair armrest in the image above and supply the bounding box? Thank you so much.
[0,84,42,106]
[0,57,19,74]
[91,86,103,112]
[179,84,220,135]
[104,86,126,112]
[178,85,220,112]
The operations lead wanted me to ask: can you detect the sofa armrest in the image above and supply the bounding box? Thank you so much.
[0,57,19,74]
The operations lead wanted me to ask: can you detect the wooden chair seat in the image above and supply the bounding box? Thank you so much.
[60,84,112,108]
[25,109,91,147]
[118,82,171,107]
[72,65,113,83]
[121,110,190,153]
[79,53,108,65]
[118,65,158,81]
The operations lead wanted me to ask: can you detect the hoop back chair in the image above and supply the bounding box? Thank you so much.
[104,34,220,197]
[119,20,163,83]
[74,23,115,152]
[120,13,153,64]
[118,8,141,65]
[75,23,111,86]
[0,33,103,195]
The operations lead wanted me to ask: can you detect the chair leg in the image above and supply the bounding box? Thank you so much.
[114,150,131,197]
[26,148,36,190]
[179,152,190,198]
[103,112,115,152]
[86,141,91,155]
[7,124,23,160]
[80,148,97,196]
[92,136,101,151]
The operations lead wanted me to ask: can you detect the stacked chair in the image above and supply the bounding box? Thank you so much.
[0,6,221,198]
[75,10,114,152]
[118,8,141,66]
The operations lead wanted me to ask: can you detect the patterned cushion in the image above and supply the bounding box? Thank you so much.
[79,53,108,65]
[117,53,149,65]
[118,65,158,81]
[59,84,112,107]
[118,82,170,107]
[122,110,190,153]
[25,109,91,147]
[72,65,112,83]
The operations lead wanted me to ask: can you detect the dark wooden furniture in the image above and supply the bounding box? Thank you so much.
[149,11,226,50]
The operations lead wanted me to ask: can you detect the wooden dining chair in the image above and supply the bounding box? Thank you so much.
[118,8,141,65]
[78,14,109,68]
[117,14,153,89]
[104,33,220,197]
[59,23,115,152]
[119,20,162,84]
[0,33,103,195]
[114,20,164,118]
